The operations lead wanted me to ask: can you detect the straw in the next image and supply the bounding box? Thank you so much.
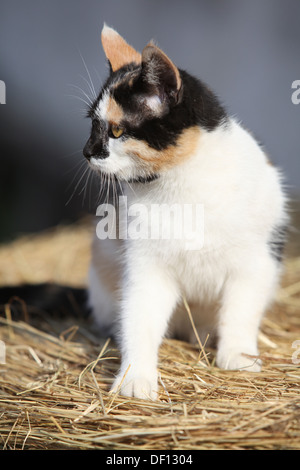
[0,218,299,450]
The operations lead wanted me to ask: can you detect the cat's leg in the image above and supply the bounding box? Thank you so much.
[170,301,218,347]
[111,261,179,400]
[88,264,118,337]
[216,249,279,372]
[88,236,122,337]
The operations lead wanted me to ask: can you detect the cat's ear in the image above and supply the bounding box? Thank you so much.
[101,24,141,72]
[141,42,182,105]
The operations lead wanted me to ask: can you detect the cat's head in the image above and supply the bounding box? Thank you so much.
[83,25,225,182]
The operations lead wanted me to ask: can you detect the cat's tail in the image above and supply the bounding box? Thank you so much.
[0,283,89,322]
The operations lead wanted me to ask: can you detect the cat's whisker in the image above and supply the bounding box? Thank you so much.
[79,74,98,102]
[80,166,93,206]
[89,169,96,208]
[63,159,85,186]
[96,169,110,208]
[110,165,137,198]
[116,177,125,200]
[108,174,117,239]
[72,163,90,193]
[123,176,137,198]
[78,51,98,100]
[65,163,90,206]
[65,159,87,192]
[65,93,92,110]
[97,173,104,206]
[112,174,120,216]
[67,85,94,106]
[96,172,105,206]
[106,173,111,206]
[62,149,84,161]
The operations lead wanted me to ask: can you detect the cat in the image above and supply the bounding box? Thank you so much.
[83,24,288,400]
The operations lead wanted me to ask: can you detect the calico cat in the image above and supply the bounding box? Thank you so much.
[83,25,288,399]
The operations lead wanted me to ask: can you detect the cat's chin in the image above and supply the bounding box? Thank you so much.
[89,157,135,182]
[91,166,131,183]
[88,157,159,184]
[89,161,158,184]
[97,171,159,184]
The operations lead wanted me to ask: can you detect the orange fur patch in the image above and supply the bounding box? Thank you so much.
[123,126,201,172]
[101,25,141,72]
[106,97,124,125]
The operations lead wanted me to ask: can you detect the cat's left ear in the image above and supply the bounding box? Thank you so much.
[141,43,183,105]
[101,24,141,72]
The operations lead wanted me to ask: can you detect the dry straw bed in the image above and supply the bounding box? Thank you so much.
[0,220,299,450]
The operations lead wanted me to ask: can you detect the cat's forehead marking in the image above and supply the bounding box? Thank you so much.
[96,91,109,121]
[96,91,124,125]
[107,96,124,124]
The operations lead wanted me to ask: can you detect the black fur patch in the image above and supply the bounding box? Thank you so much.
[113,68,228,150]
[128,173,159,184]
[87,64,228,153]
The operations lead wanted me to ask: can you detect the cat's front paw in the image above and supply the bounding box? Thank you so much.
[111,370,158,400]
[216,347,262,372]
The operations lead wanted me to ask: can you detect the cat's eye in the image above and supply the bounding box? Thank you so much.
[110,124,124,139]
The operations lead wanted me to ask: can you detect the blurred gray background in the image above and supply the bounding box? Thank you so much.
[0,0,299,242]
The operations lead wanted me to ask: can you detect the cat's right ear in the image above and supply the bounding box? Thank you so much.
[101,24,141,72]
[141,43,183,105]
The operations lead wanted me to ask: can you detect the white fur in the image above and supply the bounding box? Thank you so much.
[144,95,163,114]
[96,91,109,121]
[88,117,287,400]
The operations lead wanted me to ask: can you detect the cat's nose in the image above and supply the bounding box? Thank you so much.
[83,140,93,161]
[83,138,108,161]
